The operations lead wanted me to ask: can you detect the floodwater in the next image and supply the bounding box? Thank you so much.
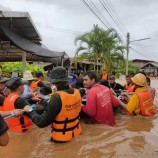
[1,79,158,158]
[2,114,158,158]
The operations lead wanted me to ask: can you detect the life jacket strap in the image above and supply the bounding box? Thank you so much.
[53,114,80,124]
[52,122,79,133]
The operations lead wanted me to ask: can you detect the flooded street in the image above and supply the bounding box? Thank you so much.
[1,79,158,158]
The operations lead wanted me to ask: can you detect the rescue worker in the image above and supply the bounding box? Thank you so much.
[0,76,10,111]
[30,71,48,91]
[101,70,108,80]
[30,70,52,95]
[119,73,155,116]
[3,77,32,132]
[24,67,82,143]
[124,74,135,92]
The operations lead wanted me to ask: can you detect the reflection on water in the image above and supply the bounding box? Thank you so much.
[1,110,158,157]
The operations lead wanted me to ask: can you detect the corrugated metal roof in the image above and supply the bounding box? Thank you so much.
[0,11,68,63]
[0,11,42,41]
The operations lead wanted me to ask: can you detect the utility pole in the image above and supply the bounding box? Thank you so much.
[125,33,150,75]
[126,32,130,75]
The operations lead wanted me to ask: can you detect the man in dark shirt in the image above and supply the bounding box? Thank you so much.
[3,78,40,132]
[24,67,82,142]
[109,75,124,96]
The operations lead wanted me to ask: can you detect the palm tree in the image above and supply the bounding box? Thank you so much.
[75,25,126,73]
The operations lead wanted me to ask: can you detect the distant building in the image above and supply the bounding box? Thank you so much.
[132,59,153,68]
[141,62,158,77]
[132,59,158,77]
[71,58,104,72]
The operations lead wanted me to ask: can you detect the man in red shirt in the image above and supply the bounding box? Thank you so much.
[82,71,119,126]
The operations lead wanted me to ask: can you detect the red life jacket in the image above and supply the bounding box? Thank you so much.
[136,90,155,116]
[125,83,135,92]
[3,93,32,132]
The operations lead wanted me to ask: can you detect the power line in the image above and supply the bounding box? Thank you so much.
[105,0,128,33]
[130,47,156,61]
[130,42,151,48]
[104,0,137,41]
[36,24,82,35]
[88,0,112,27]
[81,0,110,28]
[100,0,127,37]
[130,43,158,56]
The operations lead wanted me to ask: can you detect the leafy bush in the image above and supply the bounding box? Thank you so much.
[0,62,44,77]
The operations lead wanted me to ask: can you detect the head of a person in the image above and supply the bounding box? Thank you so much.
[146,76,150,86]
[102,70,106,75]
[35,71,44,80]
[6,77,24,93]
[0,76,9,91]
[109,75,115,84]
[47,66,69,90]
[126,73,135,84]
[75,78,84,89]
[22,70,35,85]
[126,75,131,84]
[83,71,97,89]
[131,73,147,88]
[99,79,110,88]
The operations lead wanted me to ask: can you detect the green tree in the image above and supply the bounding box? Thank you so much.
[117,60,139,75]
[75,25,125,73]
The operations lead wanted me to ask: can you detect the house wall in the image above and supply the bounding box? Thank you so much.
[144,67,158,77]
[133,60,150,68]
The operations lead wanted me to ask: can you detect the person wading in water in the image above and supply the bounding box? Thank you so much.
[24,67,82,143]
[119,73,155,116]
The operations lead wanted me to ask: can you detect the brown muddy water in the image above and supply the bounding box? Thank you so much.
[1,113,158,158]
[1,79,158,158]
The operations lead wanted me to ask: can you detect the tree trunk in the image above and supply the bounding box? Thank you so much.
[97,56,98,72]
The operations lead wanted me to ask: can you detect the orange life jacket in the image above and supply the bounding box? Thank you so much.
[102,74,108,80]
[30,80,40,91]
[125,83,135,92]
[51,89,82,142]
[0,92,6,111]
[3,93,32,132]
[136,90,155,116]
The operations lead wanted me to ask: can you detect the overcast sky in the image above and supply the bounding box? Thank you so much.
[0,0,158,61]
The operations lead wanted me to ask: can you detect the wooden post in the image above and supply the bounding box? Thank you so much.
[22,51,26,75]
